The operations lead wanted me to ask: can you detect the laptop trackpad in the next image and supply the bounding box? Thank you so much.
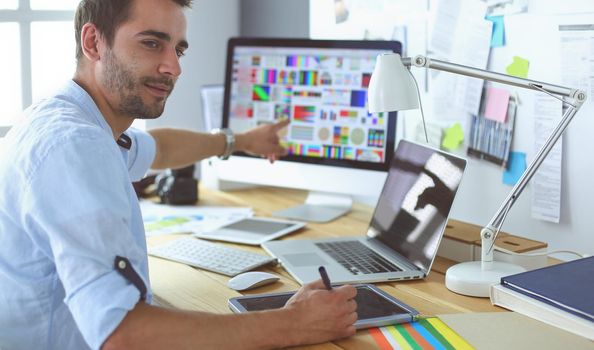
[283,253,327,267]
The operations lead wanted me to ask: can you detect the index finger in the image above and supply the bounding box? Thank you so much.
[302,279,326,291]
[273,118,290,131]
[334,284,357,299]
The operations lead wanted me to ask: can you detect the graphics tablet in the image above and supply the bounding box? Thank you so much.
[193,217,305,245]
[228,284,419,329]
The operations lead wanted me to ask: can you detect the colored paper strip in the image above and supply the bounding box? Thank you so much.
[419,319,456,350]
[394,325,422,350]
[426,318,475,350]
[410,321,446,350]
[379,327,403,349]
[369,318,475,350]
[401,323,432,349]
[386,326,412,350]
[369,327,393,350]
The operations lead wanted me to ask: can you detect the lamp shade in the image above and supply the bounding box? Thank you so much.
[368,53,419,113]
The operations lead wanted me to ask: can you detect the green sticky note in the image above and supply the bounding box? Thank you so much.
[506,56,529,78]
[441,123,464,150]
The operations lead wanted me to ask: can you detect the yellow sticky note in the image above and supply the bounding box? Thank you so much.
[506,56,529,78]
[441,123,464,151]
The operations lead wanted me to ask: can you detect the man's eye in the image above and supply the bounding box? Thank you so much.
[176,49,186,58]
[143,41,159,49]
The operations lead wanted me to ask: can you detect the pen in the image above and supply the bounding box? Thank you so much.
[318,266,332,290]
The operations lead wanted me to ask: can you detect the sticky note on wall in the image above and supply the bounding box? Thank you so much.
[503,151,526,185]
[486,16,505,47]
[441,123,464,151]
[484,87,510,123]
[506,56,529,78]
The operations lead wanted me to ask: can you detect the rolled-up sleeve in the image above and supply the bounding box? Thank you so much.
[125,127,156,181]
[22,129,148,349]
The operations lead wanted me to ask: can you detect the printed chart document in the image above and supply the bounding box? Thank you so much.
[531,94,562,223]
[200,85,224,130]
[430,0,492,120]
[139,200,252,236]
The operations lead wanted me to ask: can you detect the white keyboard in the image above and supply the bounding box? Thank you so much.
[148,237,276,276]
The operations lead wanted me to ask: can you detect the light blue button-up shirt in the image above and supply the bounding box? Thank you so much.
[0,80,156,349]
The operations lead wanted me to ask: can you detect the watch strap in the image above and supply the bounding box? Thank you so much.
[211,128,235,160]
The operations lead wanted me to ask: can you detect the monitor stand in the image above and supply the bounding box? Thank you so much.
[273,191,353,223]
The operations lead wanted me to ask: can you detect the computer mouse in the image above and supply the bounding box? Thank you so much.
[227,271,280,291]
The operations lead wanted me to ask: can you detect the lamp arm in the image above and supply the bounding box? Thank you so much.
[404,55,583,100]
[403,55,587,266]
[480,104,582,264]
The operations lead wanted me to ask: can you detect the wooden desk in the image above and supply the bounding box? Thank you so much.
[147,186,502,349]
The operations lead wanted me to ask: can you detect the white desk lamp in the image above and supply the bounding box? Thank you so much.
[368,53,586,297]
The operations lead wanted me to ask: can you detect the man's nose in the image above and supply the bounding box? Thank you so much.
[159,47,182,77]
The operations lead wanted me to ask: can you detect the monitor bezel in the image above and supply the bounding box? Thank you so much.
[222,37,402,172]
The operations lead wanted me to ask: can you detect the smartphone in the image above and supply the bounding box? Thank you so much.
[228,284,419,329]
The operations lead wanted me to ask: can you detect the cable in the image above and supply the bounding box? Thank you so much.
[407,69,429,144]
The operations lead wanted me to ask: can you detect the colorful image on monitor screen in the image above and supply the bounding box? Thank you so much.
[227,44,394,165]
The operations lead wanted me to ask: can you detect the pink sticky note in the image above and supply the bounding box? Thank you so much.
[484,87,510,123]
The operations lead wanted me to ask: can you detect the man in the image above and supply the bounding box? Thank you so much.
[0,0,357,349]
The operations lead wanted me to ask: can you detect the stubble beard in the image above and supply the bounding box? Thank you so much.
[102,49,174,120]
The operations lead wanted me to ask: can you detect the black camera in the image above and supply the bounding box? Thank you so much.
[155,164,198,205]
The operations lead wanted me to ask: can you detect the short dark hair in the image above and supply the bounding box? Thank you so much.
[74,0,192,63]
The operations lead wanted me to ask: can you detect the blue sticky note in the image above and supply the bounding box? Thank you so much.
[503,151,526,185]
[486,16,505,47]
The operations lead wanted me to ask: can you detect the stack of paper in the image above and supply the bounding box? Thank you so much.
[139,200,252,237]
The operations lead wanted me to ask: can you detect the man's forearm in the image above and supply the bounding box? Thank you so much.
[148,128,256,170]
[148,128,226,170]
[148,120,288,170]
[103,302,299,350]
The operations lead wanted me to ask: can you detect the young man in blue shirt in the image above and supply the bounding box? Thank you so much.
[0,0,357,349]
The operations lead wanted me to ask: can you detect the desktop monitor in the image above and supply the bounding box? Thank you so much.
[216,37,402,222]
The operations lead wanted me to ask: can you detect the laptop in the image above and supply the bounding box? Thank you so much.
[262,140,467,285]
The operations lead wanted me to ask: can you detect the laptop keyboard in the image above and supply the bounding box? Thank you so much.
[316,241,402,275]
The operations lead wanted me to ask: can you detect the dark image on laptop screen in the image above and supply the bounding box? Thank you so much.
[368,140,466,273]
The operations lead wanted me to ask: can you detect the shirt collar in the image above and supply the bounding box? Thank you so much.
[63,80,113,135]
[63,80,132,150]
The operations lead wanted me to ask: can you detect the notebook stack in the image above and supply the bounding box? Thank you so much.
[490,256,594,340]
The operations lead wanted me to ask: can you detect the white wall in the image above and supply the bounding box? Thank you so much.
[148,0,240,132]
[310,0,594,258]
[154,0,594,258]
[447,10,594,260]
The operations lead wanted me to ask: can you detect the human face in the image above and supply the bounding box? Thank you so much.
[98,0,188,119]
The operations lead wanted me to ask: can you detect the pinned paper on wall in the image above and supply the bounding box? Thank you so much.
[506,56,530,78]
[486,15,505,47]
[503,151,526,185]
[415,121,443,149]
[441,123,465,151]
[484,87,511,122]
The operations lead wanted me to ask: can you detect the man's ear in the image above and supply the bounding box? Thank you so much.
[80,23,103,62]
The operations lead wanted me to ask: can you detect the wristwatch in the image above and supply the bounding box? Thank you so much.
[211,128,235,160]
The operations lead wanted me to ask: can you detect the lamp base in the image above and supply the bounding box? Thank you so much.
[445,261,526,297]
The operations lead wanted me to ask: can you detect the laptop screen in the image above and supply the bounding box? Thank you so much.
[367,140,466,273]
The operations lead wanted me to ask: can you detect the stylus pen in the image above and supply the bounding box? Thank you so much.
[318,266,332,290]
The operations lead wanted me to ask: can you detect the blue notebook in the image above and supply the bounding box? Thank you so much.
[501,256,594,323]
